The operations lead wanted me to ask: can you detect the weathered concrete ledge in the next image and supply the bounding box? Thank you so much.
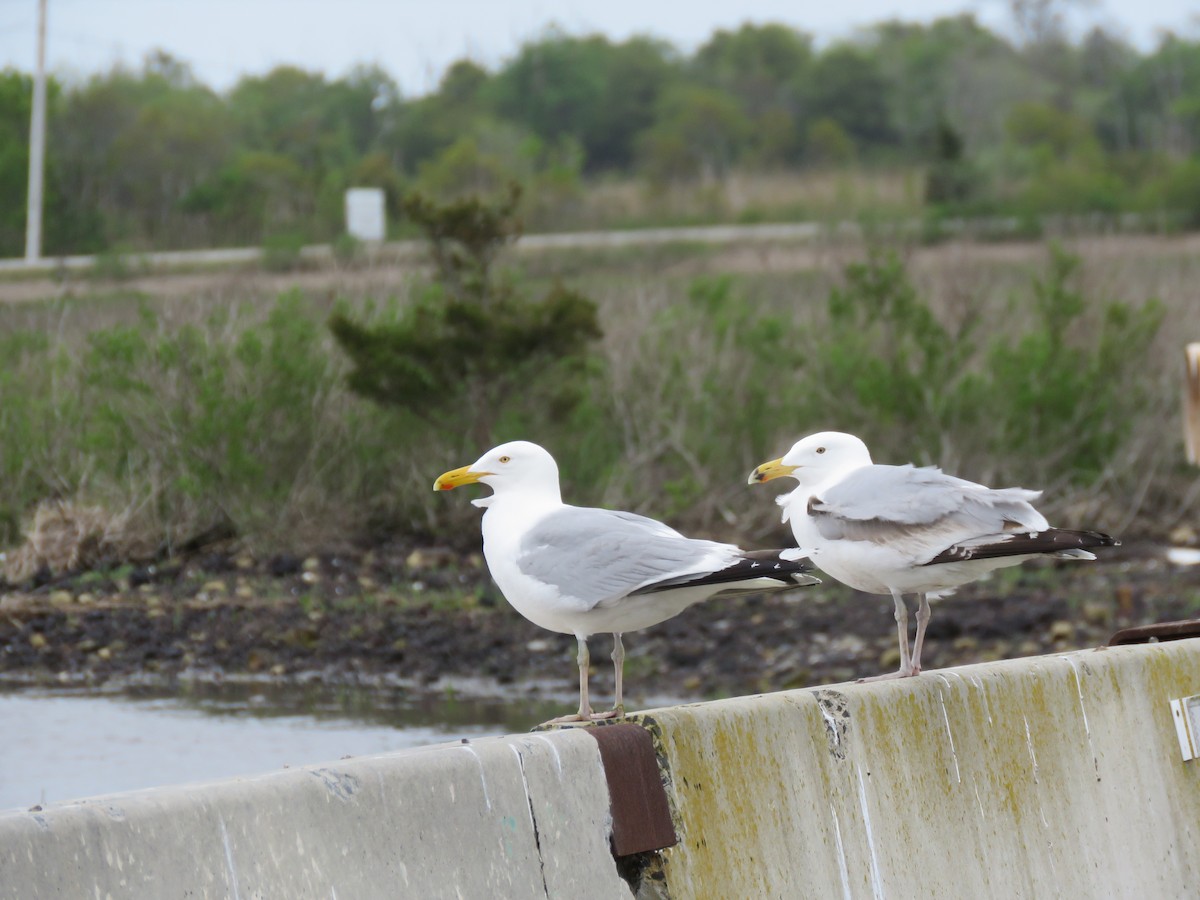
[644,639,1200,898]
[0,728,636,899]
[2,640,1199,898]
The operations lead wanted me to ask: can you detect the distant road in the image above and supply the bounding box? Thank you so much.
[519,221,822,249]
[0,221,828,274]
[0,214,1175,280]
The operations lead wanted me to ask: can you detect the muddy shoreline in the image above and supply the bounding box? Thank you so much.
[2,545,1198,707]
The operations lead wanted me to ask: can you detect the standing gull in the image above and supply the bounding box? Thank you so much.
[750,431,1118,680]
[435,440,820,721]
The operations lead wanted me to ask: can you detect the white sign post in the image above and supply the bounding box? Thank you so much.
[344,188,386,243]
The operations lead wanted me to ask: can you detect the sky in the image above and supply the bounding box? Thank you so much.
[0,0,1195,97]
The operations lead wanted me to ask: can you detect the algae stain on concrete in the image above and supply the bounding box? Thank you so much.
[628,644,1200,899]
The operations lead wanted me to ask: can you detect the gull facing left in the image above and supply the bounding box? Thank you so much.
[750,432,1119,680]
[435,440,820,722]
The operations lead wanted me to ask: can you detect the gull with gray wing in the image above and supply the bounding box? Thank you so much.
[436,440,819,722]
[750,431,1118,680]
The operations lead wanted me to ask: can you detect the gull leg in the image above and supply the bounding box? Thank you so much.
[576,635,592,718]
[893,589,912,674]
[544,635,592,725]
[587,633,626,720]
[858,589,917,682]
[608,633,627,716]
[910,593,932,675]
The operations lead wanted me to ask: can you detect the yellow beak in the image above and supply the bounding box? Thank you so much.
[748,457,798,485]
[433,465,489,492]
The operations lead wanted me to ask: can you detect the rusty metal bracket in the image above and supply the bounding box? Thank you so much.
[587,723,677,857]
[1107,618,1200,646]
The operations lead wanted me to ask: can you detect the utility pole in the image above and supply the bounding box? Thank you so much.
[24,0,47,263]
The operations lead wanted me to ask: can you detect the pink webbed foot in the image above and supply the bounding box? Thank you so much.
[541,713,587,726]
[588,707,624,721]
[856,664,920,683]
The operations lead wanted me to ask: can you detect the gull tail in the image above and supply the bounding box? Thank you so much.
[639,549,821,594]
[922,528,1119,566]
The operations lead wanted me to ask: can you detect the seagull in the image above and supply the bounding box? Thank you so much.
[435,440,820,721]
[749,431,1118,680]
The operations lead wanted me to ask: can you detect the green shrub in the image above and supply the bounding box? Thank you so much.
[0,292,406,553]
[627,245,1164,532]
[792,246,1163,484]
[595,272,797,522]
[0,329,82,545]
[981,248,1163,479]
[75,292,350,545]
[329,185,603,447]
[0,236,1174,556]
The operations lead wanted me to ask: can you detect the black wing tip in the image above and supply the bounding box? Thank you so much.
[740,548,816,575]
[639,548,818,594]
[1059,529,1120,549]
[924,528,1121,566]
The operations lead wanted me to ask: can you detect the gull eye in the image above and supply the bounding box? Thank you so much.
[499,455,511,464]
[815,447,826,454]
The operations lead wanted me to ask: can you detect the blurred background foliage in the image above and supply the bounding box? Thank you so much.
[0,225,1182,555]
[2,12,1200,255]
[1,7,1198,563]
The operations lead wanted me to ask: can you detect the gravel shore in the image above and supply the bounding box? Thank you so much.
[2,544,1197,705]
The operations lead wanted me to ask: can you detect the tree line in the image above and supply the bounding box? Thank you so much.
[1,13,1199,257]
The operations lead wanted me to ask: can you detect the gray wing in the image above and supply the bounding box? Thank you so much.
[516,506,738,610]
[809,464,1048,557]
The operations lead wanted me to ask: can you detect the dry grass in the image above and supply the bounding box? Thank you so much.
[1,229,1197,556]
[569,232,1199,541]
[2,501,132,582]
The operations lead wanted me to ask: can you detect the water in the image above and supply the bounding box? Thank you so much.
[0,681,568,812]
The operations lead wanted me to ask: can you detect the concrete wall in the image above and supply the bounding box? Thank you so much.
[2,640,1198,898]
[643,640,1200,898]
[0,729,634,899]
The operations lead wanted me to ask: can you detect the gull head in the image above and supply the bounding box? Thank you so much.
[749,431,873,487]
[434,440,562,507]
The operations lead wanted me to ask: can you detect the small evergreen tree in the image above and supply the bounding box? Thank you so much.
[329,183,602,446]
[924,119,977,207]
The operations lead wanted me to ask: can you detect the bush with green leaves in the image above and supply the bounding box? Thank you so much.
[0,292,408,553]
[0,237,1176,558]
[0,328,83,545]
[329,185,603,446]
[82,293,360,544]
[593,271,821,526]
[614,245,1164,534]
[786,246,1164,487]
